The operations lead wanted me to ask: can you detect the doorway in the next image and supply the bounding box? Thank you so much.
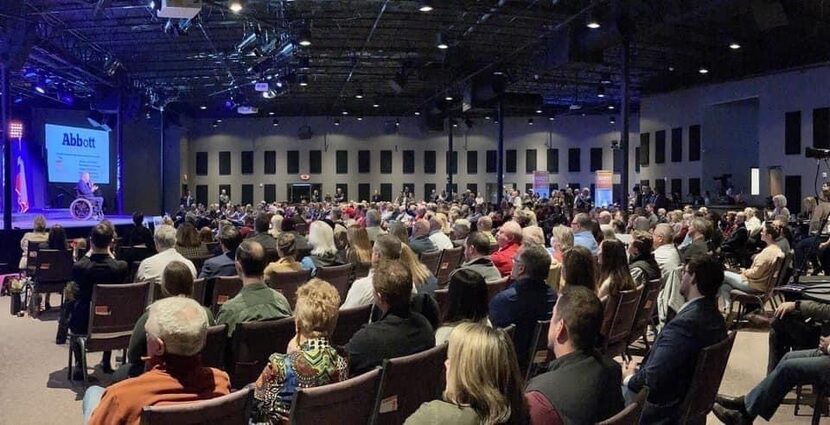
[287,184,310,203]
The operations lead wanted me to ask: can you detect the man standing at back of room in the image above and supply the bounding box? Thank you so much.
[216,240,292,336]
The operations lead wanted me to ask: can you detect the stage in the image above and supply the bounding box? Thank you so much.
[0,209,133,231]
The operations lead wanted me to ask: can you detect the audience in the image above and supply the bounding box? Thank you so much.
[409,219,438,256]
[477,215,498,246]
[490,243,557,371]
[269,214,284,239]
[458,231,502,283]
[70,224,129,379]
[597,239,638,299]
[136,224,197,284]
[491,220,522,277]
[407,324,529,425]
[216,240,292,336]
[83,297,230,425]
[342,234,403,309]
[264,232,303,278]
[346,260,434,375]
[451,218,471,247]
[435,268,490,345]
[571,213,598,255]
[622,254,727,423]
[526,285,624,424]
[549,225,574,264]
[252,279,348,423]
[365,209,387,242]
[200,224,243,279]
[300,221,345,273]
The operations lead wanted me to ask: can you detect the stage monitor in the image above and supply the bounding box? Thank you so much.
[45,124,110,184]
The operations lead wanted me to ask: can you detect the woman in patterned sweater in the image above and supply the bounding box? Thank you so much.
[252,278,349,423]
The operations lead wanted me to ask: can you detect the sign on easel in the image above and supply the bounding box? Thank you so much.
[533,171,550,198]
[595,170,613,208]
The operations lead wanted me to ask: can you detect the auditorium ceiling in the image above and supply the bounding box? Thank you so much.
[4,0,830,119]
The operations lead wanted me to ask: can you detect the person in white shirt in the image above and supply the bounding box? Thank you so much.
[136,224,197,284]
[428,217,454,251]
[341,235,405,309]
[744,207,762,238]
[651,223,681,280]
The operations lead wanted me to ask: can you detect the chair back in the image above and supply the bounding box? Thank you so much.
[229,316,296,388]
[487,277,510,302]
[34,249,74,284]
[27,240,43,272]
[501,323,516,340]
[86,282,151,352]
[601,285,644,358]
[289,368,382,425]
[265,268,311,309]
[597,387,649,425]
[316,264,354,304]
[418,250,442,276]
[119,246,154,264]
[677,331,737,424]
[210,276,243,317]
[192,278,207,306]
[202,324,228,370]
[373,344,448,425]
[628,278,662,346]
[434,288,449,322]
[140,384,254,425]
[190,255,213,277]
[205,241,220,255]
[331,304,372,346]
[525,320,552,381]
[435,247,464,287]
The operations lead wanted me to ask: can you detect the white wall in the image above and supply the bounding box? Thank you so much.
[639,64,830,208]
[186,114,638,204]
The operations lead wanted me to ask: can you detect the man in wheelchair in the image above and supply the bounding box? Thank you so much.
[75,172,104,220]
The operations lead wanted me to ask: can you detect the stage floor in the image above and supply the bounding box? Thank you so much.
[0,209,132,230]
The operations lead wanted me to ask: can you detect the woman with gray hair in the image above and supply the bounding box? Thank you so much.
[300,221,345,274]
[770,194,790,219]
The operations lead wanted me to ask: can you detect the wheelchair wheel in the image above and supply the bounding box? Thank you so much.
[70,198,93,220]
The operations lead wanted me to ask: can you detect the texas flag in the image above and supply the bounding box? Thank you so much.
[15,156,28,213]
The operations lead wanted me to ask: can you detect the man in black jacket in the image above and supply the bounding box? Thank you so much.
[526,285,624,423]
[126,211,153,248]
[345,260,434,375]
[622,254,727,424]
[200,225,242,279]
[69,224,129,379]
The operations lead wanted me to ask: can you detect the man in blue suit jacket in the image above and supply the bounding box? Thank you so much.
[622,254,727,424]
[200,224,242,279]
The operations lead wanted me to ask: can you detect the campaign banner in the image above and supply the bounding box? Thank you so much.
[45,124,110,184]
[533,170,550,198]
[595,170,613,207]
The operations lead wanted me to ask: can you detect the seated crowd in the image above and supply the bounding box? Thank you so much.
[20,185,830,424]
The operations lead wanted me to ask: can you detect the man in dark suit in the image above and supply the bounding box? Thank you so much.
[126,211,153,247]
[199,224,242,279]
[371,189,382,203]
[720,212,748,256]
[489,243,557,371]
[408,219,437,256]
[526,286,624,424]
[76,171,104,218]
[346,260,434,375]
[180,189,195,209]
[69,224,129,379]
[622,253,727,424]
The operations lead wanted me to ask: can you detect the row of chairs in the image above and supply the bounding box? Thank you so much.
[418,246,465,288]
[728,251,792,328]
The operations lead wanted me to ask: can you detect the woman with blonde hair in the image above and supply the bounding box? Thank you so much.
[269,214,284,238]
[346,224,372,275]
[405,322,529,425]
[549,225,574,264]
[264,233,303,279]
[253,278,348,423]
[300,221,345,273]
[399,244,439,295]
[435,212,451,235]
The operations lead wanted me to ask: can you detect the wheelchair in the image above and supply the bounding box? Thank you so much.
[70,197,103,220]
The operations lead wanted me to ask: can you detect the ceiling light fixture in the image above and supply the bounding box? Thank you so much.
[436,33,449,50]
[372,100,380,108]
[597,86,606,98]
[395,118,401,127]
[535,109,543,114]
[698,67,709,74]
[484,116,491,120]
[729,42,741,50]
[357,115,364,121]
[355,88,364,99]
[342,110,349,115]
[609,116,616,124]
[268,112,275,116]
[414,111,421,116]
[298,75,308,86]
[608,105,615,110]
[418,0,433,12]
[229,0,243,13]
[445,94,454,101]
[334,118,340,126]
[600,73,612,84]
[272,118,279,127]
[586,11,600,29]
[548,115,555,121]
[200,105,207,110]
[528,118,534,126]
[297,24,312,47]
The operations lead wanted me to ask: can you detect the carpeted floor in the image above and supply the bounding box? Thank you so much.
[0,294,817,425]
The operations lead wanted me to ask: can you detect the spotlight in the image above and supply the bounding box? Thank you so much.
[200,105,207,110]
[535,109,543,114]
[297,24,312,47]
[484,116,491,120]
[445,94,453,101]
[149,0,156,8]
[372,99,380,108]
[586,12,600,29]
[418,0,433,12]
[436,33,449,50]
[298,75,309,86]
[342,111,349,115]
[414,111,421,116]
[268,111,275,116]
[334,118,340,126]
[357,115,364,121]
[229,0,243,13]
[608,105,615,110]
[355,88,364,99]
[34,79,46,94]
[528,118,534,126]
[698,67,709,74]
[597,86,606,98]
[609,116,616,124]
[272,118,279,127]
[395,118,401,127]
[729,42,741,50]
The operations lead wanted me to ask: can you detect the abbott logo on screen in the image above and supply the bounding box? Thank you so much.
[62,133,96,148]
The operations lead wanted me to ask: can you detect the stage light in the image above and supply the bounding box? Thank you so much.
[272,118,279,127]
[586,12,600,29]
[58,88,75,105]
[535,109,543,114]
[418,1,433,12]
[355,88,364,99]
[597,86,606,98]
[297,24,312,47]
[200,105,207,110]
[342,110,349,115]
[9,122,23,139]
[609,116,616,124]
[357,115,364,121]
[268,111,275,116]
[436,33,448,50]
[229,0,243,13]
[149,0,155,8]
[298,75,308,86]
[445,94,453,101]
[34,80,46,94]
[698,67,709,74]
[14,96,23,104]
[334,118,340,126]
[372,99,380,108]
[729,42,741,50]
[262,90,277,99]
[414,111,421,116]
[608,105,615,110]
[528,118,534,126]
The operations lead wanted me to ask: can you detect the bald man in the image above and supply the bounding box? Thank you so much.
[409,219,437,256]
[491,221,523,277]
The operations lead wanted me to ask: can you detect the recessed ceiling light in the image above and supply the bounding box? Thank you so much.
[587,21,600,29]
[418,1,433,12]
[216,119,222,123]
[528,118,534,125]
[268,112,275,116]
[535,109,543,114]
[698,67,709,74]
[334,119,340,126]
[608,105,615,110]
[484,116,491,120]
[445,95,453,101]
[228,0,243,13]
[586,12,600,29]
[436,33,449,50]
[357,115,364,121]
[729,42,741,50]
[668,65,675,72]
[342,111,349,115]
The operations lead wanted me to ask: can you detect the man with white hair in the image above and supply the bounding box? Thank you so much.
[652,223,681,280]
[428,217,454,250]
[492,221,523,277]
[365,209,387,242]
[136,224,197,284]
[83,297,230,424]
[451,218,471,247]
[409,219,437,256]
